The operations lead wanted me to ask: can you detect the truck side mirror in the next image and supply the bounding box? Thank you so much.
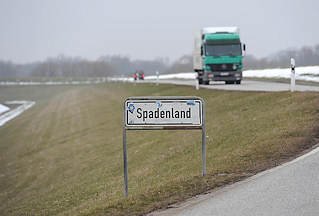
[201,46,203,56]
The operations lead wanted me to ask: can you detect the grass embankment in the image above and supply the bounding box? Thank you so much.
[0,83,319,215]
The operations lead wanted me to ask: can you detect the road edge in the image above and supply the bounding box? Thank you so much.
[149,142,319,216]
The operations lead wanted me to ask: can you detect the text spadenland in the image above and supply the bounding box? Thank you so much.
[136,107,191,122]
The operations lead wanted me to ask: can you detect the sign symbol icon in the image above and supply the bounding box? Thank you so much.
[128,104,135,113]
[156,101,162,108]
[187,100,195,105]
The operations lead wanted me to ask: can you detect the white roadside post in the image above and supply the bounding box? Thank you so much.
[195,73,199,90]
[156,71,159,86]
[123,96,206,197]
[290,58,296,92]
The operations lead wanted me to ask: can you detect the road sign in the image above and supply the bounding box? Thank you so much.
[124,98,203,128]
[122,96,206,197]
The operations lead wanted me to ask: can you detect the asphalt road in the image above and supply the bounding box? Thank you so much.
[144,79,319,92]
[150,146,319,216]
[150,148,319,216]
[147,79,319,216]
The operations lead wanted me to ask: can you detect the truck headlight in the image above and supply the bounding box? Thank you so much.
[233,64,237,70]
[235,72,242,77]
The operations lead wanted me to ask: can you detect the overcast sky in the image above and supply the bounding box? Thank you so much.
[0,0,318,63]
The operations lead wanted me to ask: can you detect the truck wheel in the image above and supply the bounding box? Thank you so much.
[204,80,210,85]
[198,79,203,84]
[236,80,241,84]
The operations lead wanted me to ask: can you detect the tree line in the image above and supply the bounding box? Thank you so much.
[0,44,319,79]
[0,55,169,78]
[244,44,319,69]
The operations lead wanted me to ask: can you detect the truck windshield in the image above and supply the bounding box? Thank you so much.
[205,44,242,57]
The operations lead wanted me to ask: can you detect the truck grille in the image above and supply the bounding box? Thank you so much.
[208,64,235,71]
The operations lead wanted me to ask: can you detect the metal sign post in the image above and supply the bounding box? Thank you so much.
[122,96,206,197]
[291,58,296,92]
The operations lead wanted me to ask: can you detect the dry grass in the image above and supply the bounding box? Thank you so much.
[0,83,318,215]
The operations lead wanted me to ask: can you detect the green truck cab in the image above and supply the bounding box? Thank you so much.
[193,27,246,85]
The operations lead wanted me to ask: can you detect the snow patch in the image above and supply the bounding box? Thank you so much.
[2,66,318,87]
[0,104,10,115]
[244,66,319,82]
[107,77,134,82]
[0,78,108,86]
[145,73,197,80]
[108,66,319,83]
[0,101,35,127]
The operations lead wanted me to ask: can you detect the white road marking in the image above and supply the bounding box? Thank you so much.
[0,101,35,127]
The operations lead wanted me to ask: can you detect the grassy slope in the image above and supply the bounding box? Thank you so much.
[0,83,319,215]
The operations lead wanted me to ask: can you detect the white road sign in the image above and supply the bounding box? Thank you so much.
[124,98,203,127]
[122,96,206,196]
